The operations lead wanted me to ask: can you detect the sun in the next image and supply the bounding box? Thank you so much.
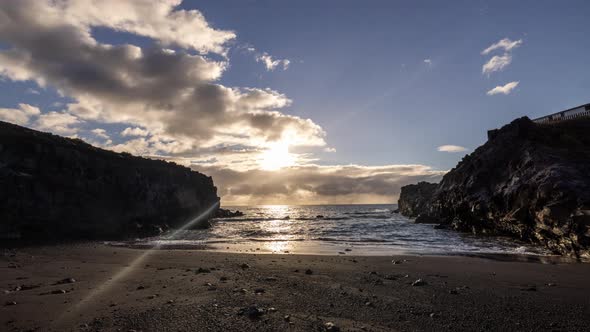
[259,141,296,171]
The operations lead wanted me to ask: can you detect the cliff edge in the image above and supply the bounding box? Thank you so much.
[398,117,590,258]
[0,121,220,242]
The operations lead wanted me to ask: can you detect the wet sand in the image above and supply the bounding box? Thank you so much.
[2,244,590,331]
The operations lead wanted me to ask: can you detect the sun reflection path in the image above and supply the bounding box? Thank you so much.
[54,201,220,327]
[258,205,297,253]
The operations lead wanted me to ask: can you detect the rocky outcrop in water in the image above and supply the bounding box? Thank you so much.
[398,117,590,258]
[397,182,437,219]
[0,121,220,242]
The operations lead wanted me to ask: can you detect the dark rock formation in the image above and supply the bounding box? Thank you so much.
[0,121,220,242]
[398,117,590,258]
[398,182,438,218]
[214,208,244,218]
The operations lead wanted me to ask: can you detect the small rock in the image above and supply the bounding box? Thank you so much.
[51,289,67,294]
[254,288,265,294]
[54,277,76,285]
[264,276,278,282]
[344,248,352,252]
[167,300,174,304]
[324,321,340,331]
[284,314,290,321]
[239,306,265,319]
[5,301,17,306]
[136,285,145,290]
[449,289,458,295]
[411,279,426,286]
[305,269,313,275]
[196,267,211,274]
[546,283,557,287]
[392,260,401,265]
[240,263,250,269]
[430,312,436,318]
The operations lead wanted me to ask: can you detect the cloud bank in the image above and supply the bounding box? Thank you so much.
[193,164,445,205]
[0,0,448,204]
[0,0,324,157]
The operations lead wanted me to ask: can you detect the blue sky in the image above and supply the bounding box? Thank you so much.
[0,1,589,204]
[190,0,590,169]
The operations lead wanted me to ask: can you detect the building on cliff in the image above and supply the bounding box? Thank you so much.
[488,102,590,140]
[532,102,590,124]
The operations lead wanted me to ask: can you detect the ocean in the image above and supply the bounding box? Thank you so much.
[138,204,550,256]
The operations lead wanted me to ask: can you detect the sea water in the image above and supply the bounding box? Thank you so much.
[138,204,551,256]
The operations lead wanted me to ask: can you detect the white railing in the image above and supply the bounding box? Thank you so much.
[533,104,590,124]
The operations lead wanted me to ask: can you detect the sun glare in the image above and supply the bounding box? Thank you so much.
[259,141,296,170]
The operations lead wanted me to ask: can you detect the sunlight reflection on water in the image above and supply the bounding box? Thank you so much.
[142,204,552,257]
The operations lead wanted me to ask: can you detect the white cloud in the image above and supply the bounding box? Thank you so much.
[481,38,523,55]
[486,81,519,95]
[423,59,432,65]
[91,128,110,139]
[0,1,323,157]
[482,53,512,75]
[437,145,468,153]
[54,0,236,55]
[34,111,81,135]
[26,88,40,94]
[121,127,149,137]
[0,103,40,125]
[256,53,290,71]
[0,1,450,205]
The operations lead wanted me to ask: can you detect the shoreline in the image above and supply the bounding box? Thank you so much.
[114,241,583,264]
[3,243,590,331]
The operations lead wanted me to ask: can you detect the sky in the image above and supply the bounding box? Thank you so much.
[0,0,589,205]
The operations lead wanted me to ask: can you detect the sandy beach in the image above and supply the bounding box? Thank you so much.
[2,244,590,332]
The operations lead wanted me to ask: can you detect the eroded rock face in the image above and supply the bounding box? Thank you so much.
[398,182,438,218]
[0,121,220,241]
[398,117,590,258]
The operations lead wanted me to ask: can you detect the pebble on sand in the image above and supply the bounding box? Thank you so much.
[411,279,426,286]
[324,321,341,331]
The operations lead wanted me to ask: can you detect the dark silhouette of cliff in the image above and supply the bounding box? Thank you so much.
[399,117,590,258]
[0,121,220,242]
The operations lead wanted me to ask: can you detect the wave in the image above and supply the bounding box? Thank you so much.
[315,237,389,243]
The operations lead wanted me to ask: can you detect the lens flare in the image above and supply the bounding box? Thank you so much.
[53,201,220,328]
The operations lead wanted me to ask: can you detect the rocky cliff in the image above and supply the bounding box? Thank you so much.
[398,117,590,258]
[0,121,220,242]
